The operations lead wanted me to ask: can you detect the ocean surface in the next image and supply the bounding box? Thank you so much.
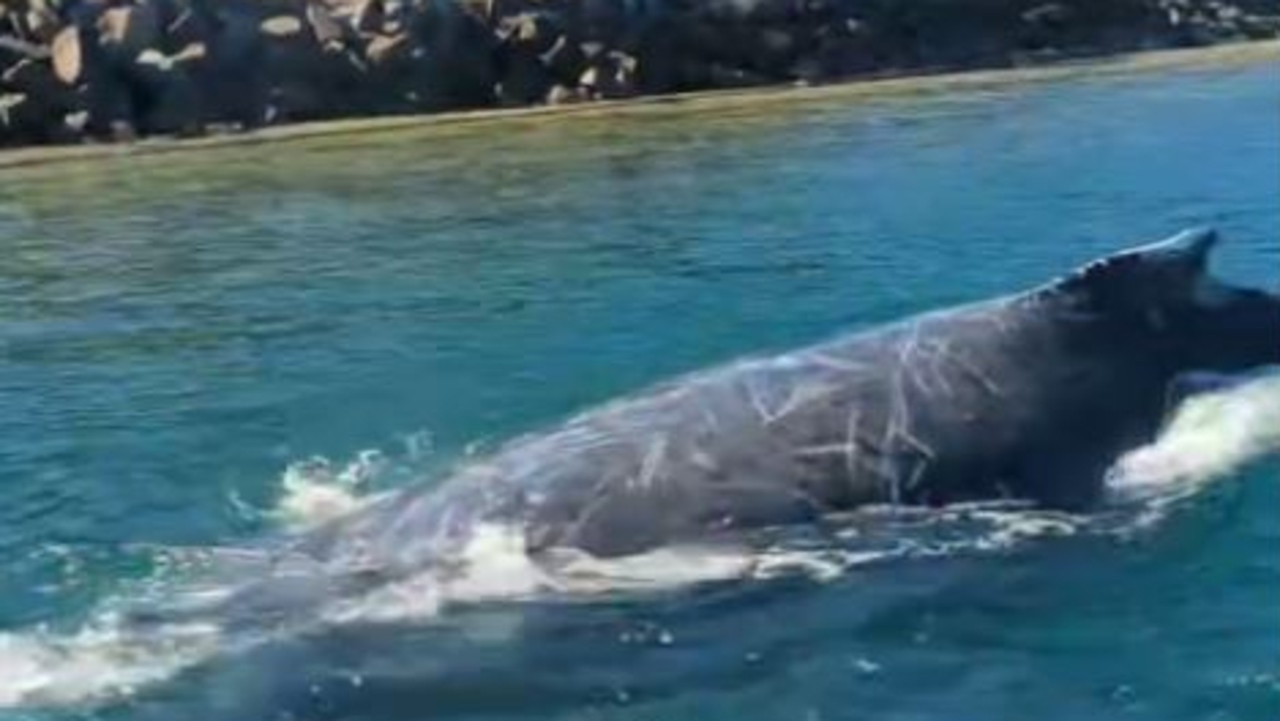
[0,59,1277,721]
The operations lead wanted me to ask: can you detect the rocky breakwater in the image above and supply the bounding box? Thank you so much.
[1,0,1278,148]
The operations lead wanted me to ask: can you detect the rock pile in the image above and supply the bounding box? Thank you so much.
[1,0,1276,147]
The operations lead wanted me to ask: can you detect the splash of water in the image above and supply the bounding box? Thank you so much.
[272,453,388,530]
[0,616,222,707]
[1108,373,1280,501]
[239,430,434,531]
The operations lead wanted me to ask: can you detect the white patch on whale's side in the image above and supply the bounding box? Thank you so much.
[1,379,1277,710]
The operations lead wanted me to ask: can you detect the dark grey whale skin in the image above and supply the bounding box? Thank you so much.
[297,228,1279,566]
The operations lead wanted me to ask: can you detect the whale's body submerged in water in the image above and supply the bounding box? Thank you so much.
[291,228,1278,576]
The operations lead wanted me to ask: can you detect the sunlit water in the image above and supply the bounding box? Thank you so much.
[0,61,1277,721]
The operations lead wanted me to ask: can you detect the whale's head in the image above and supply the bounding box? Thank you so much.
[1057,227,1279,374]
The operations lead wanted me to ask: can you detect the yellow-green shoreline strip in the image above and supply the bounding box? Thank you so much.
[1,39,1275,172]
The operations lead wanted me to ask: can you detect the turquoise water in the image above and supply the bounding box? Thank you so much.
[0,61,1277,720]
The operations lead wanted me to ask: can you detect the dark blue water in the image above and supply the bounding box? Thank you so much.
[0,60,1277,720]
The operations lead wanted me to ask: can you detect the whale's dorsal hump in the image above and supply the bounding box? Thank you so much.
[1054,227,1219,303]
[1108,226,1217,271]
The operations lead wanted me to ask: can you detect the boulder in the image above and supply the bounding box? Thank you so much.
[199,8,270,127]
[497,10,562,56]
[364,31,412,69]
[497,46,553,104]
[133,40,208,74]
[354,0,385,34]
[456,0,497,24]
[579,0,627,42]
[751,26,803,78]
[1020,2,1075,48]
[96,1,163,63]
[1,57,61,97]
[494,10,567,105]
[82,70,136,139]
[17,0,61,43]
[794,17,876,81]
[133,47,203,134]
[0,32,52,66]
[696,0,795,23]
[1238,13,1280,38]
[540,33,585,85]
[51,25,84,85]
[630,16,684,93]
[353,30,427,110]
[0,91,48,142]
[108,117,137,142]
[306,1,347,50]
[0,84,84,144]
[578,39,606,65]
[260,14,305,38]
[578,49,636,99]
[706,62,770,88]
[1022,2,1074,26]
[208,3,263,68]
[256,7,352,119]
[545,82,588,104]
[62,108,89,135]
[1175,12,1228,44]
[164,1,216,49]
[409,0,497,108]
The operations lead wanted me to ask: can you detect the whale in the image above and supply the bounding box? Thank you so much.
[288,227,1278,576]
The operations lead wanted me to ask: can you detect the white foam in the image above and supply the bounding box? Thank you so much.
[548,542,759,591]
[0,507,1067,709]
[0,445,405,710]
[1108,374,1280,500]
[319,524,549,625]
[318,526,767,630]
[271,453,389,530]
[250,432,434,532]
[0,617,222,707]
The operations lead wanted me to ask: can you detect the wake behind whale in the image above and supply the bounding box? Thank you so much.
[1,228,1277,711]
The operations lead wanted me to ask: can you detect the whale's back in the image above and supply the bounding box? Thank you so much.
[300,292,1159,562]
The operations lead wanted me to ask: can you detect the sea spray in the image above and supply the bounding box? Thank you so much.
[250,429,434,532]
[1108,373,1280,500]
[273,453,388,530]
[0,616,222,707]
